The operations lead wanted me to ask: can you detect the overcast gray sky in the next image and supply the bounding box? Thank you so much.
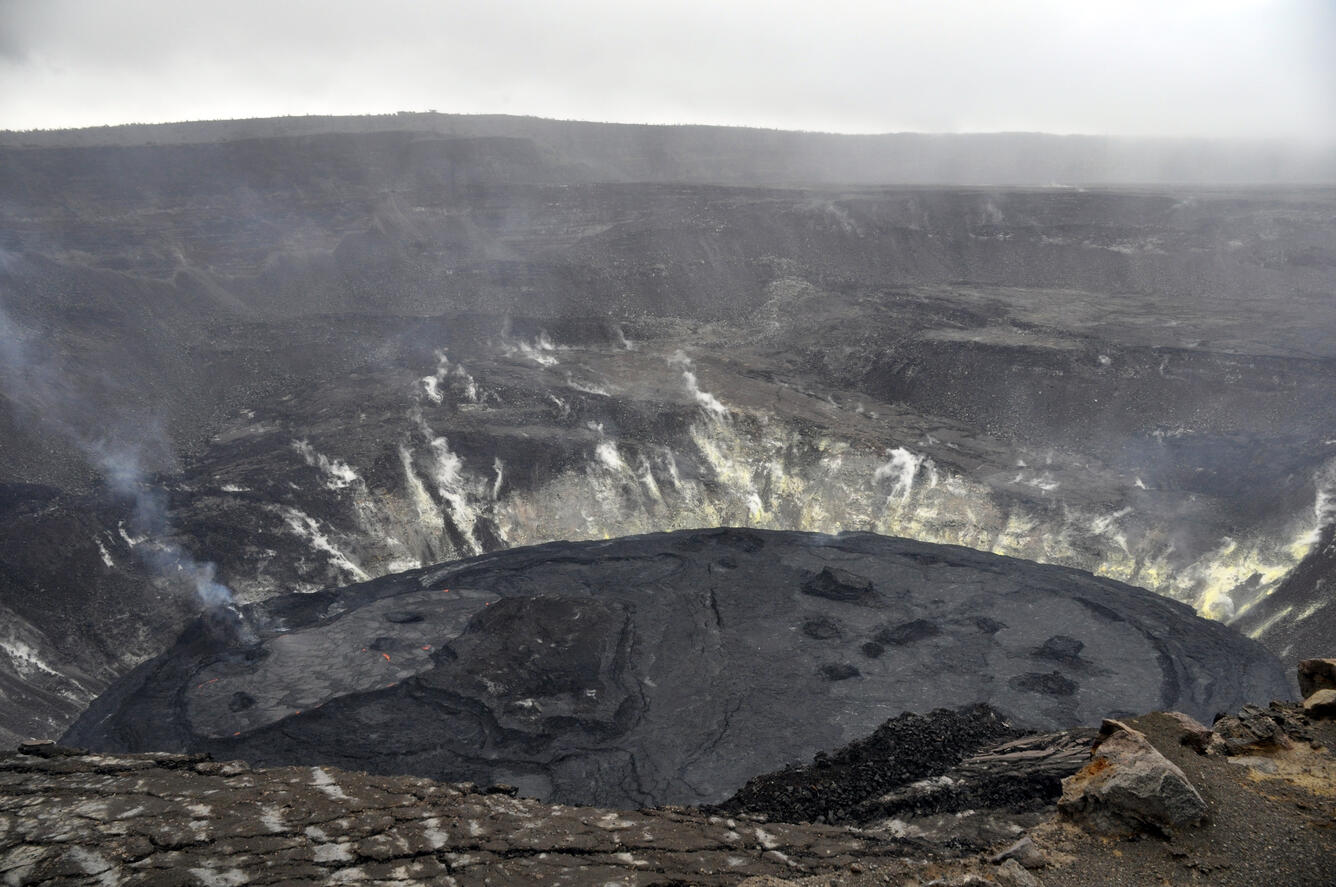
[1,0,1333,139]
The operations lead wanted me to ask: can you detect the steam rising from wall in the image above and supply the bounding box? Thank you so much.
[502,331,560,367]
[1311,460,1336,540]
[13,281,1315,633]
[670,350,728,419]
[0,299,235,613]
[87,440,235,609]
[263,339,1330,632]
[421,349,480,404]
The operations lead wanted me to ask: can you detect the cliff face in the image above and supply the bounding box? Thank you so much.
[1235,524,1336,660]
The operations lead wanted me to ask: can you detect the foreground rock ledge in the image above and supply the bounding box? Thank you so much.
[6,698,1336,887]
[0,747,984,887]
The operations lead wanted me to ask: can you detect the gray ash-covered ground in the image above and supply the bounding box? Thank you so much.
[64,528,1290,810]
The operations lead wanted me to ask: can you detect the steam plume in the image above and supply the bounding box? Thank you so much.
[0,297,235,613]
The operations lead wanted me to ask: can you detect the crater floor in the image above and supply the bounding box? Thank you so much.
[65,528,1290,809]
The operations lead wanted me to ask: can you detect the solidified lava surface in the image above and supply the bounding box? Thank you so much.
[64,528,1290,809]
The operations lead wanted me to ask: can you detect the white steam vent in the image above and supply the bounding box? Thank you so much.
[669,350,728,419]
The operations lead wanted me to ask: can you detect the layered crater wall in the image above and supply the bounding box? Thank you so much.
[2,118,1334,746]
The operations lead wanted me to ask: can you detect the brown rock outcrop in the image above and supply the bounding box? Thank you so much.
[1303,688,1336,720]
[1057,720,1207,835]
[1298,659,1336,699]
[1158,711,1217,754]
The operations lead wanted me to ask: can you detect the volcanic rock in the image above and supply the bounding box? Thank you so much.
[714,704,1098,853]
[718,705,1024,825]
[990,835,1047,869]
[995,858,1044,887]
[1303,689,1336,719]
[0,747,941,887]
[1212,703,1301,754]
[802,567,877,604]
[852,729,1097,820]
[64,528,1290,810]
[1159,711,1217,754]
[1058,720,1207,835]
[1298,658,1336,699]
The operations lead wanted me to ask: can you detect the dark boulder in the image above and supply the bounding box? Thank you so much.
[1298,658,1336,699]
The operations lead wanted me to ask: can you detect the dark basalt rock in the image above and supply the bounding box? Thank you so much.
[1011,671,1081,697]
[64,528,1291,809]
[1212,702,1314,752]
[802,617,842,640]
[877,619,942,645]
[1034,635,1086,665]
[802,566,877,604]
[227,692,255,712]
[716,703,1102,840]
[719,705,1025,824]
[820,663,861,681]
[13,701,1336,887]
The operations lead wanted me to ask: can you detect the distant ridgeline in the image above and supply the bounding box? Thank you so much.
[3,112,1334,185]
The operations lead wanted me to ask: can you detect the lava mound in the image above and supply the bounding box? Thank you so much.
[65,529,1290,809]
